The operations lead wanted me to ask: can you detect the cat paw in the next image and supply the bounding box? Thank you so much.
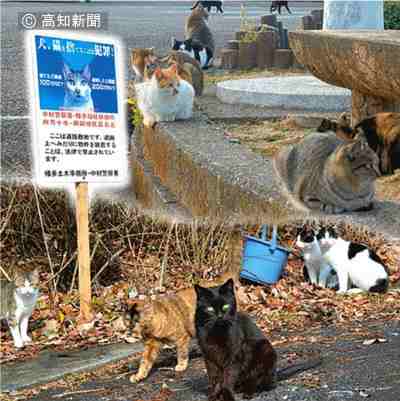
[129,373,144,383]
[14,341,25,349]
[22,336,32,344]
[174,361,188,372]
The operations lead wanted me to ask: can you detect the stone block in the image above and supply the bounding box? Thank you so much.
[235,31,247,41]
[260,14,278,27]
[238,41,257,69]
[311,9,323,29]
[256,31,276,69]
[301,15,315,30]
[220,48,238,69]
[274,49,293,69]
[227,40,240,50]
[281,29,289,49]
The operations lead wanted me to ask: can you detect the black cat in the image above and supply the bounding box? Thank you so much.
[191,1,224,13]
[194,279,321,401]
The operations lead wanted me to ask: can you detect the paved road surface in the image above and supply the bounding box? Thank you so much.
[0,1,320,181]
[21,320,400,401]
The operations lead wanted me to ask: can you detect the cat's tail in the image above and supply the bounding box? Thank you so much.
[277,357,322,381]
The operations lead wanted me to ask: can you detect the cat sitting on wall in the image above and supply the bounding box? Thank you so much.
[135,64,195,126]
[273,131,381,214]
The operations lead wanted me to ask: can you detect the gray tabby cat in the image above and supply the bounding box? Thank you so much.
[0,268,40,348]
[273,132,380,214]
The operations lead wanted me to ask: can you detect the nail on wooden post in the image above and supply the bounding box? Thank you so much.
[76,182,92,322]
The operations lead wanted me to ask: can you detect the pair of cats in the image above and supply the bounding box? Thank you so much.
[172,2,215,69]
[296,226,389,294]
[274,125,381,214]
[318,112,400,176]
[124,273,320,401]
[0,268,40,349]
[62,62,94,112]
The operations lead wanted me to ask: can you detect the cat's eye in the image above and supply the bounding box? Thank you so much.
[206,306,215,313]
[81,80,87,85]
[68,79,74,84]
[222,304,230,312]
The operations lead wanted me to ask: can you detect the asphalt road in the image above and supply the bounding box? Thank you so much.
[24,320,400,401]
[0,1,320,181]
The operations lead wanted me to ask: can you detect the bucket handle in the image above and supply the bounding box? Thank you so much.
[259,225,278,251]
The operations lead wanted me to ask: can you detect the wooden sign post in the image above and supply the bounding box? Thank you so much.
[29,33,128,323]
[76,182,92,322]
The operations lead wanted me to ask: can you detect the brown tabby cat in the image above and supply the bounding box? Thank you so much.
[162,50,204,96]
[123,271,240,383]
[130,48,157,81]
[318,112,400,175]
[185,3,215,66]
[273,132,381,214]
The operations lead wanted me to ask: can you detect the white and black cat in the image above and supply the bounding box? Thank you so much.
[296,227,338,289]
[0,268,40,348]
[319,227,389,294]
[171,38,211,69]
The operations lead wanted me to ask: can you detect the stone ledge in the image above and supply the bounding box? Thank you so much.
[137,113,292,222]
[131,112,400,240]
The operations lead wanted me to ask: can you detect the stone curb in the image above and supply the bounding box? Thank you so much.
[0,342,143,393]
[131,112,400,240]
[216,76,351,112]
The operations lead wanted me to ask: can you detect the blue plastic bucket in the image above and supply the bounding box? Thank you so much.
[241,225,290,285]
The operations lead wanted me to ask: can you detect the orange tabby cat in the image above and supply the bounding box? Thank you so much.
[123,270,240,383]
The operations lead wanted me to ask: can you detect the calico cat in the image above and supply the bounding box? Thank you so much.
[318,112,400,175]
[135,64,195,126]
[130,48,157,82]
[195,279,321,401]
[0,268,40,348]
[191,1,224,13]
[162,51,204,96]
[273,132,381,214]
[62,63,94,111]
[123,271,239,383]
[295,226,337,289]
[171,37,209,69]
[185,4,215,70]
[320,227,389,294]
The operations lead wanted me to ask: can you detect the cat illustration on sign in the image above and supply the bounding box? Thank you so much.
[62,62,94,112]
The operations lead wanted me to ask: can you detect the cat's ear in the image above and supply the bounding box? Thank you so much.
[171,37,177,47]
[82,64,91,82]
[63,62,72,78]
[219,278,234,295]
[147,47,155,55]
[195,284,211,299]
